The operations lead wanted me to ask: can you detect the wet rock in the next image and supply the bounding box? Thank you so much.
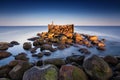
[9,61,31,80]
[41,44,56,52]
[15,53,29,61]
[0,78,10,80]
[0,65,12,78]
[44,58,66,67]
[0,42,10,50]
[91,40,99,45]
[30,47,37,53]
[65,33,73,38]
[10,41,19,45]
[97,42,105,47]
[33,38,44,46]
[97,46,106,51]
[23,42,32,50]
[59,65,88,80]
[8,60,22,68]
[66,55,85,65]
[79,48,91,54]
[83,55,112,80]
[23,64,58,80]
[57,44,66,50]
[89,36,98,41]
[27,37,39,41]
[0,52,12,60]
[66,39,73,44]
[104,55,118,65]
[43,52,51,56]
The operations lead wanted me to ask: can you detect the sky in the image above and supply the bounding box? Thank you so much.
[0,0,120,26]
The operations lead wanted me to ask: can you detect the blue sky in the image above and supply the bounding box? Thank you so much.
[0,0,120,26]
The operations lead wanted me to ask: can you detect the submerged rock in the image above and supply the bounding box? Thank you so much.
[23,64,58,80]
[79,48,91,54]
[59,65,88,80]
[23,42,32,50]
[9,61,31,80]
[83,55,112,80]
[0,52,12,60]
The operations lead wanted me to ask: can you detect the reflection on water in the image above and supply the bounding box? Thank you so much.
[0,26,120,66]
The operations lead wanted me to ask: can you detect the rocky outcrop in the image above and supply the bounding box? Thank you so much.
[83,55,112,80]
[0,52,12,60]
[23,64,58,80]
[59,65,88,80]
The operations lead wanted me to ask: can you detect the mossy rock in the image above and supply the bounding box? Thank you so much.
[83,55,112,80]
[59,65,88,80]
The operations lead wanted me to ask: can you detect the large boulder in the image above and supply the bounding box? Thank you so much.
[23,64,58,80]
[23,42,32,50]
[0,65,12,78]
[83,55,112,80]
[0,42,10,50]
[59,65,88,80]
[104,55,118,65]
[0,52,12,60]
[9,61,31,80]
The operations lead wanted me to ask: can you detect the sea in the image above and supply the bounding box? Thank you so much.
[0,26,120,66]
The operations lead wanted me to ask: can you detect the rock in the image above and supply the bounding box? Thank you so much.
[66,39,73,44]
[83,55,112,80]
[15,53,29,61]
[33,38,44,46]
[79,48,91,54]
[57,44,66,50]
[23,42,32,50]
[116,63,120,71]
[91,40,99,45]
[27,37,39,41]
[104,55,118,65]
[43,52,51,56]
[66,55,85,65]
[83,40,91,47]
[23,64,58,80]
[8,60,22,67]
[10,41,19,45]
[48,33,54,39]
[9,61,31,80]
[0,65,12,78]
[97,46,106,51]
[65,33,73,38]
[59,35,68,44]
[74,33,83,43]
[97,42,105,47]
[41,44,56,52]
[89,36,98,41]
[0,42,10,50]
[30,47,37,53]
[44,58,66,67]
[0,52,12,60]
[0,78,10,80]
[59,65,88,80]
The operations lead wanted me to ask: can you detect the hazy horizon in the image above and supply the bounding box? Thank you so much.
[0,0,120,26]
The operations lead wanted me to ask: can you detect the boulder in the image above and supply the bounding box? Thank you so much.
[0,78,10,80]
[65,33,73,38]
[83,55,112,80]
[23,42,32,50]
[66,55,85,65]
[15,53,29,61]
[23,65,58,80]
[8,60,22,67]
[74,33,83,43]
[41,44,56,52]
[9,61,31,80]
[44,58,66,67]
[30,47,37,53]
[0,42,10,50]
[10,41,19,45]
[43,52,51,56]
[57,44,66,50]
[89,36,98,41]
[0,52,12,60]
[104,55,118,65]
[59,65,88,80]
[0,65,12,78]
[79,48,91,54]
[97,46,106,51]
